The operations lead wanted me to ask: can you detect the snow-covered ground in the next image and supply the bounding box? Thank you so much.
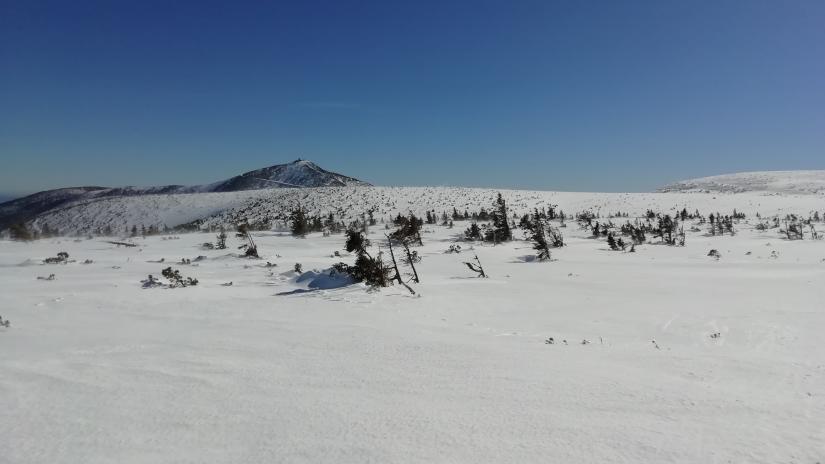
[659,170,825,195]
[1,189,824,463]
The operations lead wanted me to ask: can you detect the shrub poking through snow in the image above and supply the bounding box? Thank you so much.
[403,247,421,264]
[294,263,303,274]
[781,220,804,240]
[708,249,721,259]
[463,253,487,278]
[161,267,198,288]
[0,315,10,328]
[43,252,69,264]
[333,229,390,289]
[216,228,228,249]
[141,274,163,288]
[350,253,390,288]
[236,224,260,258]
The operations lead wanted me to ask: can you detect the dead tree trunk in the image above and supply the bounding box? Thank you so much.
[401,240,420,283]
[385,235,416,295]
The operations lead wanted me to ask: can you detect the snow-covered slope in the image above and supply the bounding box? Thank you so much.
[0,160,368,230]
[659,170,825,195]
[25,185,825,236]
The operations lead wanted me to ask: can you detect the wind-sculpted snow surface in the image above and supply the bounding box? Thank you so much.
[1,207,823,463]
[659,170,825,195]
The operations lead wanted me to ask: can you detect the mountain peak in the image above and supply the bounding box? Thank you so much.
[205,159,369,192]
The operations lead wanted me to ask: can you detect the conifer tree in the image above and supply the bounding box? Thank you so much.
[390,213,423,246]
[345,229,370,255]
[529,209,552,260]
[9,222,32,241]
[607,233,618,250]
[656,215,677,245]
[486,193,512,243]
[290,207,309,237]
[464,223,482,240]
[520,208,563,260]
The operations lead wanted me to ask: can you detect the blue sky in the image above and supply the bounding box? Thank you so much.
[1,0,823,196]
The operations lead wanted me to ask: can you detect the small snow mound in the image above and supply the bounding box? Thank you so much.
[293,268,356,290]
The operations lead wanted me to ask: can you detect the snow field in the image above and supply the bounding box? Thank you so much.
[1,203,823,463]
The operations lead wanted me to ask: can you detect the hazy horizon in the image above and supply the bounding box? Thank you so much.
[4,159,825,201]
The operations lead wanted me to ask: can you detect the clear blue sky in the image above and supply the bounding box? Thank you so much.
[1,0,823,196]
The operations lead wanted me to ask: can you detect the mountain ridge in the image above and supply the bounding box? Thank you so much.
[0,160,369,230]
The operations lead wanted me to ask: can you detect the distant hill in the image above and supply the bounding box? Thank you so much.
[0,160,369,230]
[658,171,825,195]
[202,159,368,191]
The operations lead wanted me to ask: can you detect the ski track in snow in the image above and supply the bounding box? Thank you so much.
[0,188,824,463]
